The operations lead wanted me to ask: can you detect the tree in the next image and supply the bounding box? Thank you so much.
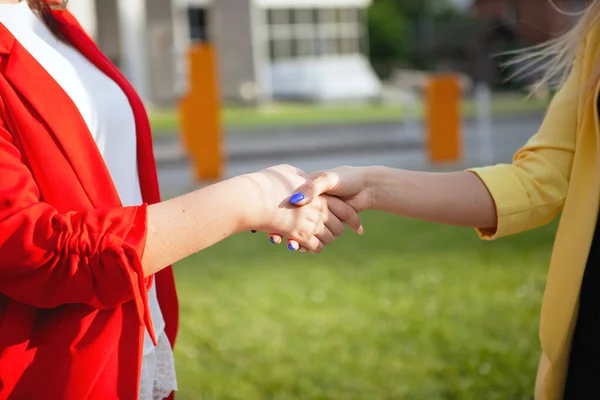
[367,0,453,76]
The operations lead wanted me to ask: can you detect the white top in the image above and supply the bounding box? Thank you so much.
[0,3,176,399]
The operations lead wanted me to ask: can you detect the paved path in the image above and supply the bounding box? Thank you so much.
[156,114,545,196]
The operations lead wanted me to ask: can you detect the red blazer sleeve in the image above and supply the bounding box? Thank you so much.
[0,122,150,313]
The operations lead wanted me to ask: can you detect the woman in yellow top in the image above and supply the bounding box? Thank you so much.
[270,2,600,399]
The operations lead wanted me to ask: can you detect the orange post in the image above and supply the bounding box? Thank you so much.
[178,44,223,181]
[425,74,462,163]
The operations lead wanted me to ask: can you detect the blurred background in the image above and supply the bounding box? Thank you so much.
[69,0,585,398]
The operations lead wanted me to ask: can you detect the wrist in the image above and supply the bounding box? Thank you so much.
[230,173,269,232]
[363,166,387,211]
[209,174,263,234]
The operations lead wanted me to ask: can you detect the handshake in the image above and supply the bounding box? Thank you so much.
[244,164,371,254]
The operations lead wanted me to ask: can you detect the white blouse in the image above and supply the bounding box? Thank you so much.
[0,2,177,399]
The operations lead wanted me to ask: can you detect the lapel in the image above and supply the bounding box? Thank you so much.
[0,22,121,209]
[52,10,162,206]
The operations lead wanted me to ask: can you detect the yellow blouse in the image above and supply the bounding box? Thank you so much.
[469,25,600,400]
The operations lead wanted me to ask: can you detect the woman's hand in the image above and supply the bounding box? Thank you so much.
[244,165,363,253]
[291,166,373,212]
[266,166,372,251]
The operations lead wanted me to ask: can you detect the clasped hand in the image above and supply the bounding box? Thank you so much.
[247,164,370,253]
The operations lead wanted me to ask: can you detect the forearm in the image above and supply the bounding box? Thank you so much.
[365,166,497,229]
[142,175,255,276]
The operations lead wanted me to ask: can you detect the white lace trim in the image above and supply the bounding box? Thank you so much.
[139,332,178,400]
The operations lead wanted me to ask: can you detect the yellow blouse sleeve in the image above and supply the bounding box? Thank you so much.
[469,47,584,240]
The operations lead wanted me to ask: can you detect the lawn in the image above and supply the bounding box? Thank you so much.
[150,94,549,136]
[173,211,557,400]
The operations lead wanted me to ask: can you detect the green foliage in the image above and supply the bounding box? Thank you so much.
[367,0,462,75]
[367,0,412,64]
[173,212,557,399]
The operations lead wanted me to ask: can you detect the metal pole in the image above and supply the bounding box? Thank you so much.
[475,81,493,164]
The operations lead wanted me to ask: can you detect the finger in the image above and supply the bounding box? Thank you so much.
[268,234,283,245]
[307,170,326,180]
[289,172,340,206]
[346,197,366,214]
[286,239,300,251]
[314,223,336,246]
[289,237,324,253]
[287,211,326,253]
[324,210,345,238]
[326,196,364,235]
[283,238,309,253]
[299,236,325,254]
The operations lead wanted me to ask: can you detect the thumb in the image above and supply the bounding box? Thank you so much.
[289,173,339,206]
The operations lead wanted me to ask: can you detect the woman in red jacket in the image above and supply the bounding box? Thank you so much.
[0,1,362,399]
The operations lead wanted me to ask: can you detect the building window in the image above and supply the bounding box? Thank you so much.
[295,38,316,57]
[268,9,291,25]
[317,9,338,24]
[340,37,359,54]
[266,7,364,61]
[270,38,293,60]
[291,9,313,25]
[339,8,358,24]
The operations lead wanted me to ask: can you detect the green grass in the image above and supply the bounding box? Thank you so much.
[150,94,549,136]
[173,212,557,399]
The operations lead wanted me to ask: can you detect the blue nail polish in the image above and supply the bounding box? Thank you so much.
[288,243,296,251]
[289,193,305,204]
[270,237,276,244]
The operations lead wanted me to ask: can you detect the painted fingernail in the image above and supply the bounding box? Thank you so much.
[289,193,305,204]
[270,237,277,244]
[288,243,296,251]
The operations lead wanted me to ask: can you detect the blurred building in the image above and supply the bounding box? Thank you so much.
[441,0,586,86]
[174,0,381,103]
[68,0,381,106]
[447,0,586,43]
[473,0,587,44]
[68,0,179,107]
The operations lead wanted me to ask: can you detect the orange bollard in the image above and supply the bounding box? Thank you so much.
[178,44,223,181]
[425,74,462,163]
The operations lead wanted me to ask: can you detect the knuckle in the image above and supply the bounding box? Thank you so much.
[322,171,334,181]
[294,230,308,241]
[303,180,316,194]
[307,238,319,252]
[320,207,329,219]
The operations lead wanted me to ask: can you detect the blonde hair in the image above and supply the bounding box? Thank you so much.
[505,0,600,92]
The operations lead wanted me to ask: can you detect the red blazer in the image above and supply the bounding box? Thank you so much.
[0,9,179,400]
